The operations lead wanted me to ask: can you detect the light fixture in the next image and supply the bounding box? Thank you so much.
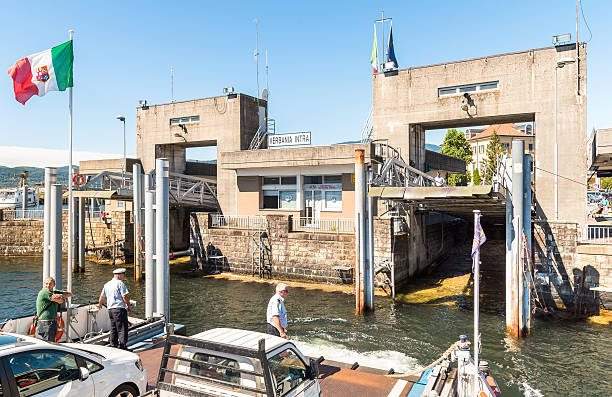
[177,123,188,134]
[556,57,575,68]
[173,132,187,142]
[223,86,234,95]
[461,93,476,117]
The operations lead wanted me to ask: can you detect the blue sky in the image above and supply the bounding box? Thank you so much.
[1,1,610,165]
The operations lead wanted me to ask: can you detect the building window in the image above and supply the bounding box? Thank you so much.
[438,81,499,97]
[324,191,342,210]
[479,146,484,154]
[262,176,297,210]
[303,175,343,212]
[529,143,533,151]
[170,115,200,125]
[503,143,510,152]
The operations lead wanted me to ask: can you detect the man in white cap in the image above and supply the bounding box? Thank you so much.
[266,283,289,338]
[98,268,131,349]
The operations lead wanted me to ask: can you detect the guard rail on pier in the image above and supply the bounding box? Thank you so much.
[583,224,612,244]
[291,217,354,234]
[210,214,267,230]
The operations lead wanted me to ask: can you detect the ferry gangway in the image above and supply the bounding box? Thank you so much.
[78,170,219,210]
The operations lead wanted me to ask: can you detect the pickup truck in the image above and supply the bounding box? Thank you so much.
[143,328,321,397]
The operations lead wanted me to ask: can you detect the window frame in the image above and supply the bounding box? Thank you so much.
[170,115,200,126]
[438,81,499,97]
[261,176,298,211]
[267,348,311,397]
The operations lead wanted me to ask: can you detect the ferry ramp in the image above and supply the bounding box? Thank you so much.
[74,170,219,211]
[369,185,507,219]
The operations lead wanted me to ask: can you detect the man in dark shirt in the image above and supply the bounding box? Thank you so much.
[36,277,73,342]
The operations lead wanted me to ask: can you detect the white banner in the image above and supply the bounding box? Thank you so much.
[268,132,311,147]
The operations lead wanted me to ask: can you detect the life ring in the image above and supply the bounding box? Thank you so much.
[73,173,85,186]
[27,315,65,342]
[478,392,489,397]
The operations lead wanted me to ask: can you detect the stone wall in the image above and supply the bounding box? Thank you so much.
[0,210,132,257]
[190,213,463,285]
[533,220,600,314]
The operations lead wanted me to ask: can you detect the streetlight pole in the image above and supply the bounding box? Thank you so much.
[117,115,126,186]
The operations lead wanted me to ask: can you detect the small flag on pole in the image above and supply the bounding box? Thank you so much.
[387,27,398,68]
[370,27,378,74]
[471,215,486,271]
[7,40,73,105]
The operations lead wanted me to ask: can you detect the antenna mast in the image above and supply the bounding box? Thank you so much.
[170,66,174,103]
[254,18,260,101]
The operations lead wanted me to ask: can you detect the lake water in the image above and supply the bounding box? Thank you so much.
[1,256,611,396]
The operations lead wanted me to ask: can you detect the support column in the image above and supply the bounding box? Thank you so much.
[522,154,533,333]
[22,184,27,218]
[133,163,144,280]
[366,166,375,311]
[354,150,366,314]
[78,197,85,272]
[155,159,170,320]
[145,182,156,318]
[49,184,63,289]
[43,167,57,281]
[509,140,525,338]
[505,160,513,334]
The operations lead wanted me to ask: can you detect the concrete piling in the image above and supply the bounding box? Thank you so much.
[49,184,63,289]
[366,166,375,311]
[133,163,144,280]
[43,167,57,281]
[522,154,532,333]
[78,197,85,272]
[354,150,365,314]
[155,159,170,319]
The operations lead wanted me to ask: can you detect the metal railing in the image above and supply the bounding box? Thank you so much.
[583,224,612,244]
[1,209,44,220]
[210,214,267,230]
[291,217,354,234]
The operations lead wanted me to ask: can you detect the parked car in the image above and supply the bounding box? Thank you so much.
[0,332,146,397]
[143,328,321,397]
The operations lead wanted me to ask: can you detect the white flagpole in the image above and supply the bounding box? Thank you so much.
[473,209,481,393]
[66,29,74,341]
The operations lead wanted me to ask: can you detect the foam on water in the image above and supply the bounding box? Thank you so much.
[507,381,544,397]
[292,336,421,373]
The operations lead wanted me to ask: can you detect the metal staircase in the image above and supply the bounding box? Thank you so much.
[251,230,272,278]
[360,109,373,143]
[248,118,276,150]
[371,142,439,187]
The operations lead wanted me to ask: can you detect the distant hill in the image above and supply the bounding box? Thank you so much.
[426,144,441,152]
[0,166,71,188]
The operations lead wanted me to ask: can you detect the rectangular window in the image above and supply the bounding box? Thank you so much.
[304,176,322,184]
[324,191,342,210]
[323,175,342,183]
[263,190,279,209]
[170,115,200,125]
[263,177,280,185]
[189,352,241,386]
[280,191,297,209]
[281,176,297,185]
[9,350,80,397]
[529,143,533,151]
[438,81,499,97]
[479,146,484,154]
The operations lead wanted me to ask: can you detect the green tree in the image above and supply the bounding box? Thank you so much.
[473,168,482,185]
[484,130,505,183]
[602,178,612,190]
[440,128,472,185]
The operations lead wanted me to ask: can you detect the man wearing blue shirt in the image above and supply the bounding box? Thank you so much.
[98,268,131,349]
[266,283,289,338]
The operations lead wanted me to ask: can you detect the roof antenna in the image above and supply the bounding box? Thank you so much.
[171,66,175,103]
[254,18,260,103]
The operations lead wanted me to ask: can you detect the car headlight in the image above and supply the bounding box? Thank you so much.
[135,358,144,372]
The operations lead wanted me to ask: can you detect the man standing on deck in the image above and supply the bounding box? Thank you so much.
[266,283,289,338]
[98,268,131,349]
[36,277,73,341]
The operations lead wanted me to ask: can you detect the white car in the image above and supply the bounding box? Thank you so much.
[0,332,146,397]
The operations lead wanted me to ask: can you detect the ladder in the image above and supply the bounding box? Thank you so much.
[251,229,272,278]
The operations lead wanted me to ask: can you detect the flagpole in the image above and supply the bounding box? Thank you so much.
[473,209,481,392]
[67,29,74,341]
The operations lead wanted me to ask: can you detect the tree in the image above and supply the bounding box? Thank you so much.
[440,128,472,185]
[602,178,612,190]
[484,130,505,183]
[473,168,482,185]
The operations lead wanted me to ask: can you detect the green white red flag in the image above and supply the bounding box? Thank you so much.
[7,40,73,105]
[370,27,378,74]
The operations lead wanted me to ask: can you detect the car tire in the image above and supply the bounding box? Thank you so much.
[108,383,139,397]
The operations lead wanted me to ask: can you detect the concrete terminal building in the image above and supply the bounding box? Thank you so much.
[78,43,590,301]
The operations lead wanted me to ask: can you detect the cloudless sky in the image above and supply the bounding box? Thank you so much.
[1,0,610,163]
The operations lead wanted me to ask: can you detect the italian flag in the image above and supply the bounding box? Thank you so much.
[8,40,73,105]
[370,27,378,74]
